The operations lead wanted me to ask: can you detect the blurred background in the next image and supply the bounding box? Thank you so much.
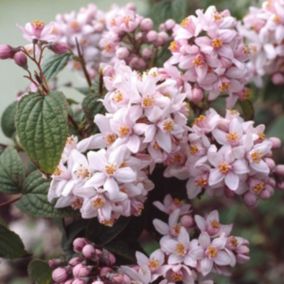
[2,1,284,284]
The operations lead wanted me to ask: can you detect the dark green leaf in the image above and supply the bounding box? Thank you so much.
[0,147,25,193]
[267,115,284,141]
[15,92,68,174]
[82,94,104,123]
[28,260,52,284]
[105,240,136,263]
[239,100,254,120]
[0,224,27,259]
[1,101,17,138]
[16,171,75,218]
[43,53,72,81]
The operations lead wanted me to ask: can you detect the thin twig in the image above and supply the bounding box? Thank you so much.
[0,195,21,207]
[75,38,92,88]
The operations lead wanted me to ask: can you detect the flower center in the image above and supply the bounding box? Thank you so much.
[75,165,91,179]
[226,132,239,143]
[113,91,124,103]
[195,177,208,187]
[219,82,230,93]
[193,115,206,126]
[142,96,154,107]
[180,17,190,28]
[106,133,117,145]
[71,198,83,210]
[258,132,266,142]
[32,20,45,30]
[176,243,186,256]
[228,236,239,249]
[211,220,220,229]
[171,224,181,237]
[119,126,130,137]
[250,150,263,163]
[211,38,223,49]
[92,196,106,209]
[189,144,199,155]
[169,41,179,52]
[69,20,80,31]
[170,272,183,282]
[206,246,218,258]
[218,162,231,174]
[163,119,174,133]
[253,182,265,194]
[53,167,62,176]
[148,259,160,271]
[193,54,204,66]
[105,164,116,175]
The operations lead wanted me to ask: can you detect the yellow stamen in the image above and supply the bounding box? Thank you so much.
[193,54,204,66]
[206,246,218,258]
[180,17,190,28]
[253,182,265,194]
[169,41,179,52]
[211,220,220,229]
[32,20,44,29]
[163,120,174,133]
[226,132,239,143]
[118,126,130,137]
[106,133,117,145]
[193,115,206,126]
[75,165,91,179]
[92,197,105,209]
[148,259,160,271]
[218,162,231,174]
[195,177,208,187]
[105,164,116,175]
[211,38,223,49]
[219,82,230,93]
[176,243,186,256]
[250,151,262,163]
[142,96,154,107]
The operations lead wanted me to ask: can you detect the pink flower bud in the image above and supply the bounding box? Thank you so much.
[0,44,15,59]
[71,280,85,284]
[272,73,284,85]
[140,18,153,31]
[190,88,204,103]
[94,23,104,33]
[48,259,62,269]
[146,31,158,42]
[275,165,284,176]
[116,47,129,59]
[164,19,176,30]
[158,31,169,43]
[64,281,72,284]
[141,47,153,59]
[14,51,27,68]
[264,158,275,170]
[52,267,68,282]
[244,192,257,207]
[72,263,90,278]
[180,215,194,228]
[100,267,113,277]
[82,244,96,259]
[50,42,70,54]
[68,256,82,266]
[269,137,282,149]
[135,32,143,41]
[126,3,136,11]
[73,238,88,253]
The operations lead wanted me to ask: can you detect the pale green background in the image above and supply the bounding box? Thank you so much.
[0,0,146,143]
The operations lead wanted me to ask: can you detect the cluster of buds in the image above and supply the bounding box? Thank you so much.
[164,108,283,207]
[100,4,174,70]
[121,197,249,284]
[165,6,250,107]
[239,0,284,86]
[50,237,131,284]
[53,4,106,78]
[0,44,28,69]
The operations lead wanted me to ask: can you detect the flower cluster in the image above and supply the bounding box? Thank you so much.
[100,4,174,71]
[240,0,284,85]
[122,198,249,283]
[165,6,250,107]
[53,4,107,78]
[48,135,154,226]
[50,237,131,283]
[164,108,282,206]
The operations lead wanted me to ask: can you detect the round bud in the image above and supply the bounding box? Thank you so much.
[116,47,129,59]
[14,51,27,68]
[141,47,153,59]
[272,73,284,85]
[146,31,157,42]
[100,267,113,277]
[50,42,70,54]
[180,215,194,228]
[72,280,85,284]
[52,267,68,282]
[269,137,282,149]
[73,238,88,253]
[68,256,82,266]
[244,192,257,207]
[82,244,96,259]
[190,88,204,103]
[0,44,15,59]
[140,18,153,31]
[275,164,284,176]
[72,263,90,278]
[164,19,176,30]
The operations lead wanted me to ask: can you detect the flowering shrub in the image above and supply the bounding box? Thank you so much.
[1,1,284,283]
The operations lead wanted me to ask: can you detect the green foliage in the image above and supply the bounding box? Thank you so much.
[43,53,72,81]
[16,170,75,218]
[15,92,68,174]
[239,100,255,120]
[267,115,284,141]
[148,0,188,26]
[82,93,104,124]
[1,101,17,138]
[0,147,25,193]
[28,260,52,284]
[0,224,27,259]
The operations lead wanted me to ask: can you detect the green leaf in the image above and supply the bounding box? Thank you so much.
[16,171,75,218]
[1,101,17,138]
[28,260,52,284]
[105,240,136,263]
[82,94,104,123]
[0,147,25,193]
[239,100,255,120]
[148,0,188,26]
[43,53,72,81]
[15,92,68,174]
[0,224,27,259]
[267,115,284,141]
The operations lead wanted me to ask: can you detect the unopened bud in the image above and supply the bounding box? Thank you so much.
[82,244,96,259]
[272,73,284,85]
[164,19,176,30]
[180,215,194,228]
[52,267,68,282]
[14,51,27,68]
[73,237,88,253]
[0,44,15,59]
[269,137,282,149]
[140,18,153,31]
[116,47,129,59]
[50,42,70,54]
[146,31,157,42]
[72,263,90,278]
